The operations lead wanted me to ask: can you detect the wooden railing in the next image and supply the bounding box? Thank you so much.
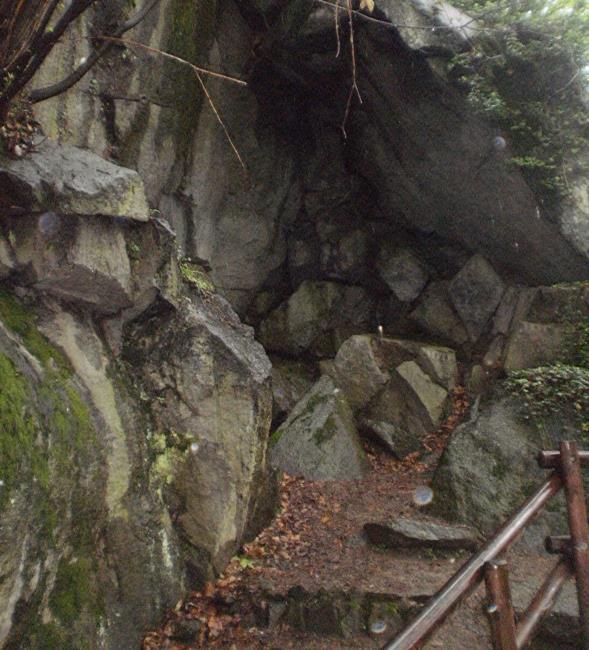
[383,441,589,650]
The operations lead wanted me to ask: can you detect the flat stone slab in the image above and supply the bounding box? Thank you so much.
[364,517,479,551]
[0,140,149,220]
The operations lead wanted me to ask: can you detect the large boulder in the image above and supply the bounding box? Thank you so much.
[431,392,574,541]
[376,245,429,303]
[0,201,277,648]
[11,214,133,315]
[124,292,275,577]
[345,4,589,285]
[258,281,374,357]
[0,296,183,650]
[410,281,469,347]
[269,376,369,480]
[495,283,589,371]
[0,141,149,220]
[323,335,456,452]
[449,254,505,342]
[327,334,391,410]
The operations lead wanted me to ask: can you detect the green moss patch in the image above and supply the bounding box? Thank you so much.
[0,289,70,373]
[50,557,102,626]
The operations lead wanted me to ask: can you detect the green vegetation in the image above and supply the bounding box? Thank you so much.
[448,0,589,206]
[562,308,589,369]
[0,291,103,640]
[179,259,215,295]
[0,289,70,373]
[505,363,589,432]
[50,557,102,625]
[269,427,284,448]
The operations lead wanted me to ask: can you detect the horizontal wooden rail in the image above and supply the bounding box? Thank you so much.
[538,450,589,469]
[382,473,562,650]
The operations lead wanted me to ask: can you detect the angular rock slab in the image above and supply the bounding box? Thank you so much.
[410,281,469,347]
[449,254,505,342]
[376,245,429,302]
[125,293,275,576]
[430,393,582,540]
[0,141,149,220]
[360,418,422,460]
[364,517,478,551]
[258,281,374,357]
[327,334,390,411]
[395,360,449,428]
[13,215,133,315]
[503,321,566,371]
[271,357,316,423]
[270,376,369,480]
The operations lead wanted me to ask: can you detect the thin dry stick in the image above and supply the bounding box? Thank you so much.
[334,0,341,58]
[97,35,248,174]
[192,68,247,174]
[341,0,362,139]
[97,36,248,86]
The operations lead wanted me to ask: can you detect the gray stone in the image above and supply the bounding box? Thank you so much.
[126,292,275,575]
[492,287,522,336]
[364,375,432,440]
[466,364,490,395]
[431,394,571,537]
[503,322,566,371]
[347,21,589,285]
[364,517,478,551]
[360,418,422,459]
[329,335,390,411]
[449,255,505,342]
[270,376,369,480]
[376,246,429,302]
[0,141,149,220]
[25,217,133,315]
[271,358,316,423]
[416,345,458,391]
[525,284,589,324]
[0,302,184,650]
[258,281,374,357]
[321,229,369,281]
[0,235,14,279]
[410,281,469,347]
[482,335,505,370]
[395,361,449,428]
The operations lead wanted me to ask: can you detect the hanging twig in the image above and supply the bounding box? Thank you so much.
[341,0,362,139]
[334,0,342,58]
[95,36,248,174]
[93,36,248,86]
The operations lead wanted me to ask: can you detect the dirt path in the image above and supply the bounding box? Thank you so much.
[143,393,577,650]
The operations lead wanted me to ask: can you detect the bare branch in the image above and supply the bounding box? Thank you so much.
[29,0,162,103]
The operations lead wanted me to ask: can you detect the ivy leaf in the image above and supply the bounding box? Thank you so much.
[360,0,375,13]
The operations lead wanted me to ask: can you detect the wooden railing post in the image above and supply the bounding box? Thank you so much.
[560,440,589,648]
[484,559,517,650]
